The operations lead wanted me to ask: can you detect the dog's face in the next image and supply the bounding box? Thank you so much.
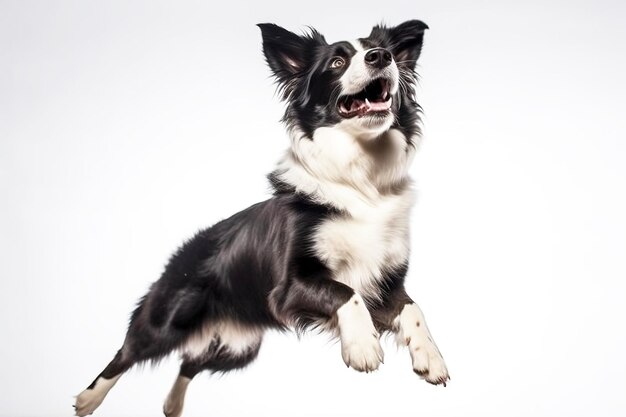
[258,21,428,142]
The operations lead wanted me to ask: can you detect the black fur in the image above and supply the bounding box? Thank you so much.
[258,20,427,141]
[85,190,358,377]
[76,20,431,415]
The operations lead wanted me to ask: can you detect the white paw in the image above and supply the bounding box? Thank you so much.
[74,388,105,416]
[163,399,184,417]
[163,376,191,417]
[395,303,450,386]
[73,375,120,416]
[341,329,384,372]
[407,334,450,385]
[337,294,384,372]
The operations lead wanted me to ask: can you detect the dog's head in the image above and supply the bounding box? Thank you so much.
[258,21,428,143]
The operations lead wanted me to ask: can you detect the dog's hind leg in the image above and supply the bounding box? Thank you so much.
[74,324,186,416]
[163,322,264,417]
[74,292,195,415]
[73,347,134,416]
[162,361,202,417]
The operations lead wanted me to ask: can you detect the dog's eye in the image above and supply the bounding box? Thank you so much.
[330,58,345,69]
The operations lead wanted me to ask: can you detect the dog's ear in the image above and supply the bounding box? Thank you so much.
[375,20,428,68]
[257,23,325,89]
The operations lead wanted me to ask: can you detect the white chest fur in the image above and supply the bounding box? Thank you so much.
[313,189,414,300]
[275,126,418,301]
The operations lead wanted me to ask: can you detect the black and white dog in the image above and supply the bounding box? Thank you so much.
[74,20,449,417]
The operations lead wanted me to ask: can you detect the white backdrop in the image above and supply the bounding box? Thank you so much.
[1,1,625,416]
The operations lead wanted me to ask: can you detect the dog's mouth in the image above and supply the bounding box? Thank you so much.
[338,78,392,118]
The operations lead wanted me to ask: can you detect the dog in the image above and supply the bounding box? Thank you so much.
[74,20,449,417]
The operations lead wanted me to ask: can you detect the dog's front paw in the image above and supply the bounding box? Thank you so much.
[408,335,449,385]
[395,303,450,386]
[337,294,384,372]
[341,329,384,372]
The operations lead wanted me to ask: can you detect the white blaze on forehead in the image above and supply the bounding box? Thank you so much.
[340,40,366,95]
[349,39,365,52]
[340,49,369,95]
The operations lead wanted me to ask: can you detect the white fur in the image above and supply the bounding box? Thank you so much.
[181,320,263,360]
[335,108,396,138]
[163,376,191,417]
[336,293,383,372]
[275,126,417,301]
[340,46,400,96]
[314,190,413,300]
[348,39,365,52]
[278,127,416,208]
[74,375,121,416]
[393,303,449,385]
[337,42,400,134]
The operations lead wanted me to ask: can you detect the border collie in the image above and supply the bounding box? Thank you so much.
[74,20,449,417]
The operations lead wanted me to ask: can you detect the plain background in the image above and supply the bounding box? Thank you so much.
[1,0,625,416]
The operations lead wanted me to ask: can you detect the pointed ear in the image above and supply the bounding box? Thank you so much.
[385,20,429,67]
[257,23,310,82]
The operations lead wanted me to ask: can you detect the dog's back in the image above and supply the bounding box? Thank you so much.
[74,20,449,417]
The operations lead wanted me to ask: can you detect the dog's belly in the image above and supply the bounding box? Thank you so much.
[181,320,263,360]
[313,191,413,300]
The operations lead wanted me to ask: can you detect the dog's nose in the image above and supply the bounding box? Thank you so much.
[364,48,392,69]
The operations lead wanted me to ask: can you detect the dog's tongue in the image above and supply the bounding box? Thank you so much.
[365,98,391,111]
[350,98,391,115]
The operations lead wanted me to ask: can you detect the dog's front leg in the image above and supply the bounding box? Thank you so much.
[395,301,450,385]
[371,286,450,385]
[272,272,383,372]
[336,291,384,372]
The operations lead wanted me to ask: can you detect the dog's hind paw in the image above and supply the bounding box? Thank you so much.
[74,388,104,416]
[73,375,121,416]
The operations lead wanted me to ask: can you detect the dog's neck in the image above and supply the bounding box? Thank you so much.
[272,126,417,213]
